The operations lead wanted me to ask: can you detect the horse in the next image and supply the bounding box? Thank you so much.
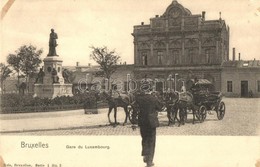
[99,91,135,126]
[164,91,180,126]
[178,91,201,126]
[146,90,180,126]
[166,91,199,126]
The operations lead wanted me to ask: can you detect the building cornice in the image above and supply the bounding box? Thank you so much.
[134,65,222,71]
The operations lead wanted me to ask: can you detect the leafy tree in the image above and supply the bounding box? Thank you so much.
[7,53,21,88]
[0,63,12,94]
[89,46,120,90]
[7,44,43,93]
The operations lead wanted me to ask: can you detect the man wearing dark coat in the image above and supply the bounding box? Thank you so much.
[135,88,163,167]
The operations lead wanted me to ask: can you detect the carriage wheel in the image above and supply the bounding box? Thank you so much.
[198,105,207,123]
[217,101,225,120]
[128,105,138,124]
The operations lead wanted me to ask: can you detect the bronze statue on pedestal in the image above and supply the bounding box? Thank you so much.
[48,29,58,56]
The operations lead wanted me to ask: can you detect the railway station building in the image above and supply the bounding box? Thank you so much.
[132,0,229,92]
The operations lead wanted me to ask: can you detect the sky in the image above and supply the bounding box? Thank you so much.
[1,0,260,67]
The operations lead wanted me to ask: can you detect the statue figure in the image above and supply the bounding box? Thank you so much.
[35,68,45,83]
[62,69,71,83]
[52,68,59,83]
[48,29,58,56]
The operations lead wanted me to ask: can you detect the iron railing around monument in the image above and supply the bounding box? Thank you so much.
[1,101,108,114]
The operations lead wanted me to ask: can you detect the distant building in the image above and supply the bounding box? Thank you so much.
[0,77,19,94]
[0,76,33,94]
[63,62,134,94]
[222,60,260,97]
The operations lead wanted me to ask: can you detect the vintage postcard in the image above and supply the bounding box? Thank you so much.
[0,0,259,167]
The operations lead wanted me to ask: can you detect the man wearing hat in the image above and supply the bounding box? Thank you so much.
[135,82,163,167]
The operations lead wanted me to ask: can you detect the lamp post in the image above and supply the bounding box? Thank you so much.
[127,74,130,92]
[174,73,178,91]
[154,78,159,92]
[167,74,172,90]
[86,73,89,91]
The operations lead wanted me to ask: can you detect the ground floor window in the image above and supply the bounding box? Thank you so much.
[227,81,232,92]
[257,81,260,92]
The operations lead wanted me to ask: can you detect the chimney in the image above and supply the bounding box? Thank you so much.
[202,11,206,20]
[238,53,241,61]
[88,63,91,67]
[141,22,144,25]
[232,48,236,61]
[155,15,159,18]
[76,62,79,66]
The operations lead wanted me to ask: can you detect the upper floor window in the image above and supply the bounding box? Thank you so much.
[142,52,147,65]
[173,50,179,64]
[257,81,260,92]
[206,49,210,63]
[158,51,163,65]
[188,49,194,64]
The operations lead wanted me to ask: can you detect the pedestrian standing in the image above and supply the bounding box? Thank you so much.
[134,88,163,167]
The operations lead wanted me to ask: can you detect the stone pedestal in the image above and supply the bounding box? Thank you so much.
[34,84,73,98]
[34,56,73,98]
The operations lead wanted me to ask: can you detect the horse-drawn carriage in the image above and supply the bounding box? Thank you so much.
[189,79,225,122]
[128,79,225,126]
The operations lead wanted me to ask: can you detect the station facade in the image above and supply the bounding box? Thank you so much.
[132,0,229,92]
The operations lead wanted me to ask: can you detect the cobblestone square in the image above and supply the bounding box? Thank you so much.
[1,98,259,136]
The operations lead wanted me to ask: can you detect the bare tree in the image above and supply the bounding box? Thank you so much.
[89,46,120,90]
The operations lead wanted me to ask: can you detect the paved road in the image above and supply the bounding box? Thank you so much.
[2,98,259,136]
